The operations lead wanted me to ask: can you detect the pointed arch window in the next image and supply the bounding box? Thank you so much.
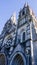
[22,32,25,41]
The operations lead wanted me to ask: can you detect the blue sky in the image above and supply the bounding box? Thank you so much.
[0,0,37,34]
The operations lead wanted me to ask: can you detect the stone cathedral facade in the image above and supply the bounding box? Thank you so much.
[0,3,37,65]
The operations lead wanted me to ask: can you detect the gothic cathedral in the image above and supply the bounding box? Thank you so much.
[0,3,37,65]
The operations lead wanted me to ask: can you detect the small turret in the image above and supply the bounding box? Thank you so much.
[11,13,17,25]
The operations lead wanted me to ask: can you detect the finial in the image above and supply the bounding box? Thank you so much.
[24,2,28,7]
[11,12,17,25]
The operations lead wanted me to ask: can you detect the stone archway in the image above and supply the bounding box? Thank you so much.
[0,53,6,65]
[10,52,26,65]
[12,54,24,65]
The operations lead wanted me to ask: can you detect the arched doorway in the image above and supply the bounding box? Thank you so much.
[12,54,24,65]
[0,54,6,65]
[10,52,26,65]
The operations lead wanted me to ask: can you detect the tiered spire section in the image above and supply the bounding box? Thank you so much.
[18,3,35,21]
